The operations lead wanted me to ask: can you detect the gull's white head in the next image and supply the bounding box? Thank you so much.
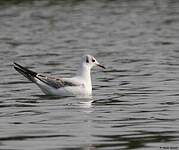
[82,54,105,69]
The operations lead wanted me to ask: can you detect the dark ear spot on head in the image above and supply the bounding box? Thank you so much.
[86,56,89,63]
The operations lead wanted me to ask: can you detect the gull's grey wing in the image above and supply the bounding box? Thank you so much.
[14,62,81,89]
[36,74,81,89]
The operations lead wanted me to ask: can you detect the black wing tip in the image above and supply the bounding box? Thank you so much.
[13,62,22,68]
[13,62,37,77]
[13,62,19,70]
[13,62,17,66]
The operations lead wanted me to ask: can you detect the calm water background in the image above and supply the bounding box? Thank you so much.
[0,0,179,149]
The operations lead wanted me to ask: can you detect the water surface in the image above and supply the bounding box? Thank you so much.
[0,0,179,149]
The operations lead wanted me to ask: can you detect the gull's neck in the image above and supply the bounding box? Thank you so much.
[77,63,92,94]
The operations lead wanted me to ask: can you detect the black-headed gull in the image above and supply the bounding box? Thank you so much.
[14,55,105,97]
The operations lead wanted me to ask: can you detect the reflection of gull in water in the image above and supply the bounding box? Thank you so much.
[79,100,94,109]
[13,54,105,97]
[78,98,95,113]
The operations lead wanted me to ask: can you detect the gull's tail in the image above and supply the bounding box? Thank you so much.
[13,62,37,83]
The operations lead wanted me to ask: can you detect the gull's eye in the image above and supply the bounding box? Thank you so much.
[92,58,95,63]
